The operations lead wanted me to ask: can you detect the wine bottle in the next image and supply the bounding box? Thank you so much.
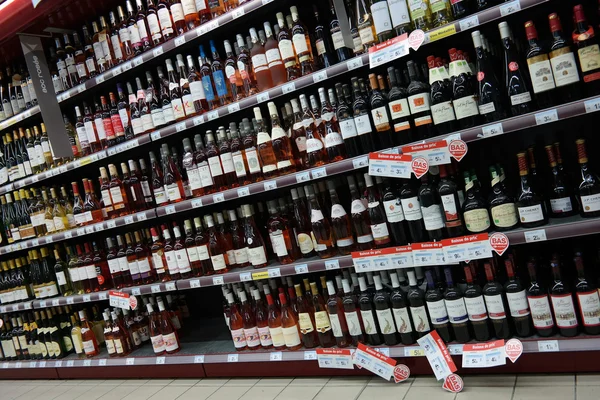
[350,77,375,153]
[442,267,470,343]
[406,269,431,338]
[386,66,414,145]
[406,61,435,140]
[545,144,576,218]
[428,56,457,135]
[515,152,548,228]
[575,138,600,218]
[573,251,600,335]
[424,268,452,342]
[462,172,491,233]
[463,264,490,341]
[448,48,479,129]
[572,5,600,94]
[372,275,398,346]
[326,281,350,347]
[335,84,360,157]
[504,258,533,338]
[418,173,445,241]
[499,22,534,116]
[524,20,556,109]
[549,254,579,337]
[357,276,382,345]
[526,258,555,337]
[388,272,416,345]
[482,261,511,339]
[471,31,506,122]
[341,279,365,346]
[368,73,394,149]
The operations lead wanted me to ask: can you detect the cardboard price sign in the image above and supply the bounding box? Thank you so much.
[462,340,506,368]
[368,34,409,69]
[412,242,445,267]
[352,343,397,381]
[441,233,492,263]
[316,348,354,370]
[368,153,413,179]
[109,291,131,310]
[401,140,451,166]
[416,330,458,381]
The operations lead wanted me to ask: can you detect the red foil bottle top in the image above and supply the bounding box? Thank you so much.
[545,145,557,167]
[427,56,435,69]
[576,139,588,163]
[517,152,528,176]
[548,13,562,33]
[524,21,538,40]
[573,4,586,23]
[448,48,458,61]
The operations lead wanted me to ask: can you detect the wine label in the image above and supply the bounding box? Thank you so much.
[196,245,210,261]
[278,39,295,61]
[510,92,532,106]
[292,33,310,55]
[69,268,82,283]
[244,326,261,347]
[328,313,343,338]
[408,93,431,114]
[453,95,479,120]
[257,326,273,347]
[444,298,468,323]
[298,312,315,334]
[83,339,97,355]
[371,106,391,132]
[163,331,179,352]
[152,253,166,273]
[549,50,580,87]
[580,193,600,213]
[376,308,396,334]
[281,325,301,347]
[578,45,600,74]
[211,254,227,271]
[464,208,490,233]
[465,296,488,321]
[527,294,554,329]
[517,204,545,223]
[314,311,332,333]
[577,291,600,327]
[359,27,375,46]
[429,0,447,12]
[550,197,573,214]
[344,311,363,336]
[426,299,449,324]
[400,196,423,221]
[491,203,518,228]
[324,131,344,148]
[410,305,431,332]
[370,222,390,244]
[306,138,324,153]
[233,247,248,266]
[387,0,410,28]
[484,294,506,319]
[354,114,372,135]
[407,0,426,19]
[431,101,456,125]
[422,204,445,230]
[371,2,393,35]
[526,56,556,94]
[269,326,285,347]
[392,307,413,333]
[383,199,405,222]
[247,246,267,266]
[360,310,378,335]
[550,294,578,328]
[388,98,411,119]
[157,8,174,35]
[339,118,358,139]
[270,231,289,257]
[506,290,531,317]
[231,327,247,349]
[118,256,129,272]
[332,31,345,50]
[297,232,314,254]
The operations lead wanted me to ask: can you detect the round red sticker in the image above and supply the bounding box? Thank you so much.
[129,295,138,311]
[408,29,425,51]
[411,156,429,178]
[505,338,523,363]
[393,364,411,383]
[509,61,519,71]
[489,232,509,256]
[448,140,468,162]
[442,374,464,393]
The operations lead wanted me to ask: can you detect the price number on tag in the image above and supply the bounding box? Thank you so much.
[213,275,224,285]
[213,193,225,203]
[295,264,308,274]
[585,98,600,113]
[156,356,166,365]
[227,354,239,362]
[500,0,521,16]
[352,156,368,169]
[270,352,282,361]
[459,15,479,31]
[282,82,296,94]
[535,109,558,125]
[404,347,425,357]
[537,340,559,352]
[347,57,364,71]
[481,123,503,137]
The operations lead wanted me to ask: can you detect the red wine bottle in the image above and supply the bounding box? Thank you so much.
[437,165,465,237]
[428,56,457,135]
[503,258,533,338]
[418,173,445,242]
[572,4,600,95]
[575,138,600,218]
[549,254,579,337]
[471,31,506,122]
[524,20,556,109]
[483,262,511,339]
[406,61,435,140]
[424,268,452,343]
[463,264,491,342]
[449,48,480,129]
[573,251,600,335]
[515,152,548,228]
[499,22,534,116]
[386,66,414,145]
[442,267,471,343]
[548,13,582,102]
[545,144,577,218]
[526,258,555,337]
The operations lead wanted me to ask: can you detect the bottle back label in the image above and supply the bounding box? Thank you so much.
[550,197,573,214]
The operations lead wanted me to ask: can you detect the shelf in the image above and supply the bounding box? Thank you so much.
[0,0,553,196]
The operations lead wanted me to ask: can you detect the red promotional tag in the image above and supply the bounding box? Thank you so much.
[448,139,468,161]
[489,232,509,256]
[442,374,464,393]
[129,295,138,310]
[411,156,429,178]
[408,29,425,51]
[393,364,411,383]
[505,338,523,363]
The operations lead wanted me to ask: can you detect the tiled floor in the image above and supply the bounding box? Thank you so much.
[1,373,598,400]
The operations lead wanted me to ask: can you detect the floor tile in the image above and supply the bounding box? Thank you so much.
[577,386,600,400]
[577,374,600,386]
[274,385,323,400]
[145,379,174,386]
[367,376,414,386]
[255,378,293,387]
[15,385,59,399]
[6,386,37,400]
[516,374,575,387]
[195,379,230,387]
[457,386,513,400]
[225,378,259,387]
[121,379,149,386]
[411,376,442,386]
[314,386,366,400]
[463,374,516,387]
[169,379,201,386]
[64,379,105,386]
[120,385,163,400]
[287,377,330,387]
[76,385,119,400]
[98,384,141,400]
[357,385,411,399]
[148,385,191,400]
[513,386,575,400]
[177,386,220,400]
[240,386,285,400]
[50,384,100,400]
[326,376,370,386]
[206,385,252,400]
[404,386,457,400]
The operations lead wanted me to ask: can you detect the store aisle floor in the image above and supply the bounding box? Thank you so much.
[2,374,597,400]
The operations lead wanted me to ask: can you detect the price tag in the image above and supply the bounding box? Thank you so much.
[98,292,108,300]
[304,351,317,360]
[325,259,339,270]
[268,268,281,278]
[537,340,559,352]
[237,187,250,197]
[296,171,310,183]
[346,57,364,71]
[2,363,8,369]
[459,15,479,31]
[107,220,116,229]
[270,352,283,361]
[500,0,521,16]
[151,285,161,293]
[39,300,47,308]
[213,193,225,203]
[67,297,75,304]
[131,287,141,295]
[111,66,122,77]
[186,199,202,210]
[190,279,201,288]
[0,306,6,313]
[122,61,132,71]
[412,244,436,267]
[295,264,308,274]
[175,36,186,47]
[257,92,270,103]
[194,355,205,363]
[78,84,86,93]
[240,272,252,282]
[152,46,164,57]
[124,215,134,225]
[263,180,277,191]
[55,360,63,367]
[99,359,107,366]
[85,225,95,234]
[317,349,354,369]
[228,103,240,114]
[207,19,219,30]
[151,131,162,141]
[136,212,147,222]
[402,140,451,166]
[67,360,75,367]
[481,123,503,137]
[165,205,176,215]
[227,354,239,362]
[404,347,425,357]
[262,0,274,4]
[193,116,204,126]
[196,25,207,36]
[368,35,409,69]
[282,82,296,94]
[64,231,72,239]
[95,74,105,84]
[133,56,143,66]
[213,275,224,285]
[524,229,547,243]
[126,358,135,365]
[369,153,412,179]
[14,362,22,368]
[352,156,369,169]
[353,343,396,380]
[95,223,104,232]
[176,122,187,132]
[585,97,600,113]
[39,361,46,368]
[207,111,219,121]
[535,109,558,125]
[31,238,39,247]
[232,6,245,18]
[165,282,176,291]
[52,299,60,306]
[448,345,463,355]
[83,294,91,302]
[156,356,166,365]
[312,70,328,83]
[311,167,327,179]
[83,359,92,367]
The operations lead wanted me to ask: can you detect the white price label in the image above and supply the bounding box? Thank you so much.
[107,220,116,229]
[156,356,166,364]
[55,361,63,367]
[196,25,207,36]
[459,15,479,31]
[347,57,364,71]
[207,20,219,30]
[29,361,37,368]
[133,56,143,66]
[83,359,92,367]
[39,300,47,307]
[67,297,75,305]
[404,347,425,357]
[257,92,270,103]
[524,229,547,243]
[176,122,187,132]
[32,238,39,247]
[191,198,203,208]
[166,282,176,291]
[500,0,521,16]
[64,231,72,239]
[83,294,91,302]
[448,345,463,355]
[375,347,390,357]
[535,109,558,125]
[194,355,205,363]
[175,36,186,47]
[240,272,252,282]
[311,167,327,179]
[99,359,107,366]
[193,116,204,126]
[151,285,161,293]
[207,111,219,121]
[98,292,108,300]
[15,362,22,368]
[481,123,503,137]
[213,275,224,285]
[136,212,147,222]
[282,82,296,94]
[295,264,308,274]
[190,279,201,288]
[111,66,122,77]
[237,187,250,197]
[304,351,317,360]
[228,103,240,114]
[124,216,134,224]
[585,98,600,113]
[268,268,281,278]
[312,70,328,83]
[85,225,95,234]
[52,299,60,306]
[122,61,132,71]
[232,7,245,18]
[165,205,176,215]
[352,156,369,169]
[78,84,86,93]
[270,352,283,361]
[67,360,75,367]
[131,287,141,295]
[227,354,239,362]
[213,193,225,203]
[296,171,311,183]
[151,131,162,141]
[152,46,164,57]
[263,180,277,191]
[95,74,105,84]
[538,340,559,352]
[325,259,339,270]
[39,361,46,367]
[126,358,135,365]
